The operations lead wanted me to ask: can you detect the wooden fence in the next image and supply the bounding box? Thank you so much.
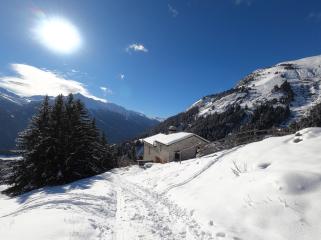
[198,128,294,157]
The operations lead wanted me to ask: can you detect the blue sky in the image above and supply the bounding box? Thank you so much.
[1,0,321,117]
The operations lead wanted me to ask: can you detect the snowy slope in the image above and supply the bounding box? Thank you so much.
[0,87,30,106]
[126,128,321,240]
[191,55,321,121]
[0,174,116,240]
[1,128,321,240]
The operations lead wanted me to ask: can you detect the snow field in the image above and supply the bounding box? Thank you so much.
[0,174,116,240]
[123,128,321,240]
[1,128,321,240]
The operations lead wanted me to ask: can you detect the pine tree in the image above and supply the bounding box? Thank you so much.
[4,94,116,196]
[100,132,116,169]
[4,96,51,195]
[45,94,66,185]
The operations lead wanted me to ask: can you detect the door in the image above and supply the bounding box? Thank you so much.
[174,151,181,162]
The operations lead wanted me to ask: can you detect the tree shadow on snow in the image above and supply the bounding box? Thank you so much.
[15,172,112,204]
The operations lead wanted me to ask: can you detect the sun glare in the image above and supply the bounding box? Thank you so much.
[34,17,81,54]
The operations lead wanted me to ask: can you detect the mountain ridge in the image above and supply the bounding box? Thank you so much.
[0,89,159,150]
[150,55,321,140]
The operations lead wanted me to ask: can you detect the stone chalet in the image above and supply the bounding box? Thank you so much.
[142,129,209,163]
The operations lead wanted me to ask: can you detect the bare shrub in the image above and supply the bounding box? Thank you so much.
[231,160,248,177]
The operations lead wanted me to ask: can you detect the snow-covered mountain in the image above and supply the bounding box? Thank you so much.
[0,89,159,150]
[1,128,320,240]
[192,55,321,120]
[152,55,321,140]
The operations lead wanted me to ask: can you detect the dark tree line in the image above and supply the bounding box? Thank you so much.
[150,106,199,135]
[248,103,290,130]
[3,94,116,196]
[147,100,292,144]
[291,102,321,130]
[147,80,296,143]
[272,80,294,104]
[190,104,247,141]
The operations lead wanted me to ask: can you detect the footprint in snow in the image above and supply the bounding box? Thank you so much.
[233,237,243,240]
[216,232,226,237]
[190,209,194,216]
[293,138,303,143]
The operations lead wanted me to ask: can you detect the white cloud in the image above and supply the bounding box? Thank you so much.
[118,73,125,80]
[0,64,106,102]
[126,43,148,53]
[168,4,179,17]
[100,86,113,95]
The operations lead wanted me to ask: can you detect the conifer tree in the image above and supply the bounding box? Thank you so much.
[4,94,115,196]
[4,96,51,195]
[100,132,116,170]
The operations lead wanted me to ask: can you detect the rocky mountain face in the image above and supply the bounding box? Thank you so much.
[0,89,159,150]
[151,55,321,141]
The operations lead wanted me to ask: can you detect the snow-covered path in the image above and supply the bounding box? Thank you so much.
[112,175,214,240]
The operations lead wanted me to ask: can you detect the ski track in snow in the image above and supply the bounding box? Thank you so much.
[0,149,240,240]
[0,175,117,240]
[161,148,240,195]
[111,150,242,240]
[112,176,215,240]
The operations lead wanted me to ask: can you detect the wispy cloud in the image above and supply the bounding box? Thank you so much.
[118,73,125,80]
[234,0,253,6]
[307,12,321,22]
[126,43,148,53]
[168,4,179,17]
[0,64,106,102]
[100,86,113,95]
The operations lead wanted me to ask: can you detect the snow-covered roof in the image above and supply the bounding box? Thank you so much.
[143,132,207,146]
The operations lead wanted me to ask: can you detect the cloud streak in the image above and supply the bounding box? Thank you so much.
[308,12,321,22]
[234,0,253,6]
[100,86,113,95]
[168,4,178,17]
[0,64,106,102]
[126,43,148,53]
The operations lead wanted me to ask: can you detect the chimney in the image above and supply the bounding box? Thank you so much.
[168,126,177,134]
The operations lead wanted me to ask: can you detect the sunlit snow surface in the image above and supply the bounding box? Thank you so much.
[1,128,321,240]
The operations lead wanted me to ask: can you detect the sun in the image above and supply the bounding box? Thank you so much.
[34,17,81,54]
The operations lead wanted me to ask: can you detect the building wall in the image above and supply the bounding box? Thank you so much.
[143,135,208,163]
[167,136,207,162]
[143,142,169,163]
